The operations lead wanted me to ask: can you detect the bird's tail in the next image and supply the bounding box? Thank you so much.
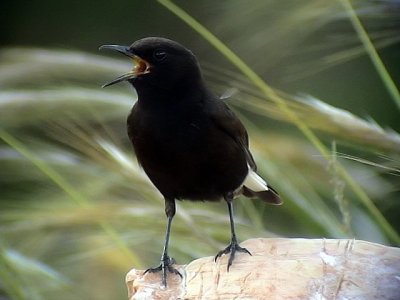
[242,185,282,205]
[241,169,282,205]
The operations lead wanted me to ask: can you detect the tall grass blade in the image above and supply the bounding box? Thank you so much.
[338,0,400,109]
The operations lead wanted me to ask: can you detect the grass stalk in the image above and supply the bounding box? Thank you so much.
[0,129,142,267]
[338,0,400,110]
[0,247,27,300]
[156,0,399,243]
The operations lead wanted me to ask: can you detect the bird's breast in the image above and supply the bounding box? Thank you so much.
[131,110,211,163]
[127,103,248,200]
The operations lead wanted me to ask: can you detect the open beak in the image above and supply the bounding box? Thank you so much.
[99,44,151,88]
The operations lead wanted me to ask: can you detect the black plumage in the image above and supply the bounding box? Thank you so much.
[100,37,282,286]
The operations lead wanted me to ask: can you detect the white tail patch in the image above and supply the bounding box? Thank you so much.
[243,167,268,192]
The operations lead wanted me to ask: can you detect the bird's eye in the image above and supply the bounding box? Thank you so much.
[153,50,167,61]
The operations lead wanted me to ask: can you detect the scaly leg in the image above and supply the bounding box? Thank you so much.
[214,192,252,270]
[144,199,181,287]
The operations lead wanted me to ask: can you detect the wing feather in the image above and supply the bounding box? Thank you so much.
[208,99,282,205]
[208,99,256,170]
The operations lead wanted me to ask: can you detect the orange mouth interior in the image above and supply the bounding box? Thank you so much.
[132,56,150,75]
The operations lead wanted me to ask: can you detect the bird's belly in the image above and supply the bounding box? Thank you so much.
[132,122,247,200]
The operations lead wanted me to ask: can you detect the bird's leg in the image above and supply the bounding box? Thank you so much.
[214,192,252,270]
[144,199,181,287]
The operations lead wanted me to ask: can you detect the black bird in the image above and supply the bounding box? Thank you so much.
[100,37,282,286]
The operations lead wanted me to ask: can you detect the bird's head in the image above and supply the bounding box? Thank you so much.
[100,37,202,93]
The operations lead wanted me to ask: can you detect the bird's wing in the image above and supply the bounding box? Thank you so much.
[209,99,282,205]
[208,99,257,171]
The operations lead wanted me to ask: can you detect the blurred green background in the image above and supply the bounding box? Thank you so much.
[1,1,399,299]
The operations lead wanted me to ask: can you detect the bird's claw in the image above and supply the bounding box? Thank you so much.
[144,256,182,287]
[214,240,252,271]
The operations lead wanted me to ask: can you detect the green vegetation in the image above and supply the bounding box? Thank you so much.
[1,1,399,299]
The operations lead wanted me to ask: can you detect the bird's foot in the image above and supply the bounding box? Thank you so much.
[144,256,182,287]
[214,239,252,271]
